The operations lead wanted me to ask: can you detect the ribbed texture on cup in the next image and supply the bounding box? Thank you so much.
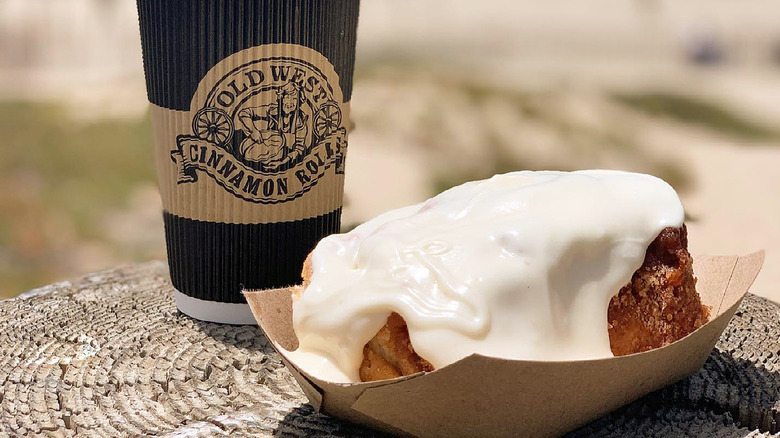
[163,208,341,303]
[137,0,358,304]
[137,0,360,111]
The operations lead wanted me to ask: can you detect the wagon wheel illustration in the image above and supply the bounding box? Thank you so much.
[192,107,234,146]
[313,101,342,139]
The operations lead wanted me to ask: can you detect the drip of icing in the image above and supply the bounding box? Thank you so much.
[286,170,684,383]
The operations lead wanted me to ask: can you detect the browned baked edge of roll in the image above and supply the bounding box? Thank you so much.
[608,224,710,356]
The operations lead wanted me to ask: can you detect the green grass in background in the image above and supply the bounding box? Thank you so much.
[427,80,694,195]
[613,92,780,142]
[0,102,155,297]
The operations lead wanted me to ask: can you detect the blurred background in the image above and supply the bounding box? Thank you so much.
[0,0,778,301]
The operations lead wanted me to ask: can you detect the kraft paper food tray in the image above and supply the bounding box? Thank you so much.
[244,251,764,438]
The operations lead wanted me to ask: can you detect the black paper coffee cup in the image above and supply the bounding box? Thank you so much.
[136,0,360,324]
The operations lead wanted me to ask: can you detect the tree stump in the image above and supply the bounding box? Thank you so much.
[0,262,778,437]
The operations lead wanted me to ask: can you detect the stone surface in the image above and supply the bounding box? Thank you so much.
[0,262,778,437]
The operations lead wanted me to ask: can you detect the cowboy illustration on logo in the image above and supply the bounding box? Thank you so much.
[172,53,347,204]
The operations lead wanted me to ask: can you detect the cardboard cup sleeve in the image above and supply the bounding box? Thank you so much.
[136,0,360,324]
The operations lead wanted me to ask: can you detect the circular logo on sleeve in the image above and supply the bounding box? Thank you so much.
[171,45,347,204]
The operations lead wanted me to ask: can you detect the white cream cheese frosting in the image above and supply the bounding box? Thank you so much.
[286,170,685,383]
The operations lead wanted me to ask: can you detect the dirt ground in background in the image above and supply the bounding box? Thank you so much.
[0,0,779,301]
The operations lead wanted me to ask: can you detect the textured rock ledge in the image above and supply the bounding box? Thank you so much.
[0,262,778,437]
